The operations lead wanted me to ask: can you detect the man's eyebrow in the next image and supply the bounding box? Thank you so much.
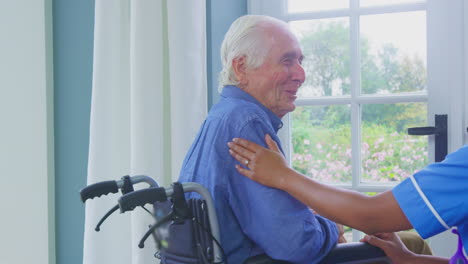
[281,52,305,62]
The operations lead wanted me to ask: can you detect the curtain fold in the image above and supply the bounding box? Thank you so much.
[83,1,206,263]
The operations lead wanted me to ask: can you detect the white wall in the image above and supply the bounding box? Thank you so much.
[0,0,54,264]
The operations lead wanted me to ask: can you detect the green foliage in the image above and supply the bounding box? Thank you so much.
[291,121,428,183]
[363,103,426,132]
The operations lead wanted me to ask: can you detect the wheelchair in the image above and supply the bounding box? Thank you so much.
[80,175,390,264]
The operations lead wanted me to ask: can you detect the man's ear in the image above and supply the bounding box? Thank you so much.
[232,56,248,85]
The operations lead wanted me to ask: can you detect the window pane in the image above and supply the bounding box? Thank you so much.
[290,18,350,97]
[360,11,426,95]
[291,105,351,184]
[288,0,348,13]
[360,0,425,7]
[361,102,428,183]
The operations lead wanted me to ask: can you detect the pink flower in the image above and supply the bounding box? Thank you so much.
[346,148,351,157]
[362,142,369,152]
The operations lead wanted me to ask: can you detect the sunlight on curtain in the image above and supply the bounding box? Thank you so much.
[83,1,206,263]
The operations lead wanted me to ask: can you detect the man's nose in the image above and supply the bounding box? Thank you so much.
[292,63,305,84]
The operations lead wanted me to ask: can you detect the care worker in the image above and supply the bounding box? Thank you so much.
[228,134,468,264]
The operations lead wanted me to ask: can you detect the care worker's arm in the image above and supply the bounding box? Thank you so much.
[228,134,412,235]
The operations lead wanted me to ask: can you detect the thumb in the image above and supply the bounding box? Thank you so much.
[265,134,280,152]
[363,235,388,251]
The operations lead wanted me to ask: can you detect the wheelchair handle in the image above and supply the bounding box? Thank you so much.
[80,175,159,203]
[118,187,168,212]
[80,181,119,202]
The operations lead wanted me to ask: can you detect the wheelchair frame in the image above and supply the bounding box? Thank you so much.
[80,175,389,264]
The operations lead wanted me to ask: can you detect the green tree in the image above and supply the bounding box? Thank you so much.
[300,22,350,96]
[297,22,426,130]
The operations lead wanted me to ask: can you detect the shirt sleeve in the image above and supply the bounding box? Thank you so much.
[392,145,468,239]
[227,118,339,264]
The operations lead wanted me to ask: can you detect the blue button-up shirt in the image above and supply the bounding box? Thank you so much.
[178,85,339,264]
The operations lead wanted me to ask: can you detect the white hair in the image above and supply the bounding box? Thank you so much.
[218,15,287,91]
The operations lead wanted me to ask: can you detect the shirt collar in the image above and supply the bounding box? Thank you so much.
[221,85,283,132]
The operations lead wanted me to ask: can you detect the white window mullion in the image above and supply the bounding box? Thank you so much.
[350,0,362,242]
[356,94,427,104]
[296,97,352,106]
[350,0,361,191]
[296,94,427,106]
[358,3,426,16]
[286,4,424,22]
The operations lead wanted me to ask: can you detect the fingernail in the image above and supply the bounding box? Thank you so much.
[233,138,238,142]
[227,142,232,147]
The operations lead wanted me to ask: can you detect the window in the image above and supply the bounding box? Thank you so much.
[249,0,466,247]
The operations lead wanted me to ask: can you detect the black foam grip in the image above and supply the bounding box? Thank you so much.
[244,243,387,264]
[118,187,167,213]
[80,181,119,202]
[319,242,387,264]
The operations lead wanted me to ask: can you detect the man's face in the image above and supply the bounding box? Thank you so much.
[244,25,305,118]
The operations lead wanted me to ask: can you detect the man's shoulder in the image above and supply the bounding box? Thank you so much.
[209,98,270,124]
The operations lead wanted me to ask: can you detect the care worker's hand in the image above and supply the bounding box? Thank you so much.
[361,233,415,264]
[228,134,291,189]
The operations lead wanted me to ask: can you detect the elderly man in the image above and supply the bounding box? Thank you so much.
[178,15,340,263]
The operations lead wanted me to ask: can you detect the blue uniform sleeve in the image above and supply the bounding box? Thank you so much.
[227,119,339,264]
[393,145,468,240]
[392,177,446,239]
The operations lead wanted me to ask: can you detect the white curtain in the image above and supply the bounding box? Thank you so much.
[83,0,207,263]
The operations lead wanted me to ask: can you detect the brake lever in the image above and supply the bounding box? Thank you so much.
[95,204,120,231]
